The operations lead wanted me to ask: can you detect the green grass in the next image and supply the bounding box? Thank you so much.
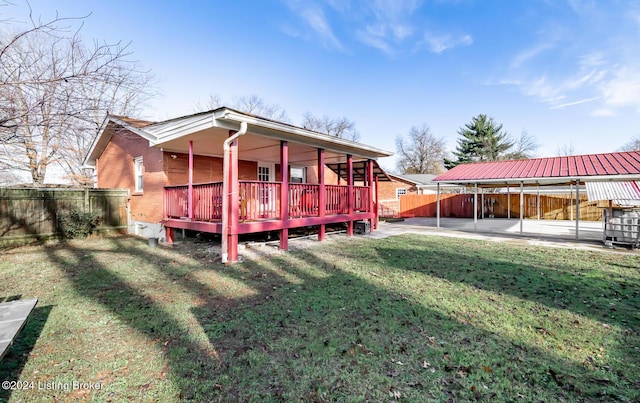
[0,234,639,402]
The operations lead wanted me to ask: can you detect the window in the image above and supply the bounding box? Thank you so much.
[290,167,305,183]
[134,156,143,192]
[396,188,407,199]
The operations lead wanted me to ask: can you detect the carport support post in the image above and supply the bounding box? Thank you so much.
[507,187,511,219]
[280,141,289,250]
[575,179,580,239]
[481,188,484,219]
[318,148,326,241]
[473,183,478,231]
[537,185,540,220]
[436,182,441,228]
[519,181,524,235]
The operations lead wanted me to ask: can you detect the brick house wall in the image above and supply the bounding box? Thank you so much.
[377,177,418,217]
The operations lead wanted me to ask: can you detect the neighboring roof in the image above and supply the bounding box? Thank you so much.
[326,160,392,182]
[387,173,436,185]
[433,151,640,185]
[586,181,640,206]
[109,115,155,128]
[84,107,393,167]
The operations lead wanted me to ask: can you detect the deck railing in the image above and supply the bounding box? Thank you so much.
[353,186,370,212]
[325,185,349,215]
[194,182,223,221]
[289,184,319,217]
[164,185,188,218]
[165,181,372,222]
[239,181,280,220]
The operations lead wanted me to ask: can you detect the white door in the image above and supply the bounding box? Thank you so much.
[257,163,275,217]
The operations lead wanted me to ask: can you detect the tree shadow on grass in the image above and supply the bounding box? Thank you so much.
[0,305,53,402]
[7,234,631,401]
[192,245,637,401]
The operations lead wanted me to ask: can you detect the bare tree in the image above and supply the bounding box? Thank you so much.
[556,143,579,156]
[620,136,640,151]
[504,130,539,160]
[194,93,290,123]
[0,6,155,185]
[301,112,361,141]
[395,124,447,174]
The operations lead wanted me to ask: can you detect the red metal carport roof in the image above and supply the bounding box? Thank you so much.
[434,151,640,184]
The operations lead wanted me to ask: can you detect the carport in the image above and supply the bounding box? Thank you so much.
[432,151,640,239]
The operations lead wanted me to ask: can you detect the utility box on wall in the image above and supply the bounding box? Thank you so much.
[354,220,371,235]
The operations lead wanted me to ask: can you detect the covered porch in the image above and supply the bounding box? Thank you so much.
[150,108,391,262]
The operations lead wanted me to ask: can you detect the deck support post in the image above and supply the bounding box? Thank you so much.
[436,182,441,228]
[318,148,326,241]
[374,175,379,229]
[165,227,174,243]
[227,131,240,262]
[367,159,374,232]
[519,181,524,235]
[280,141,289,250]
[347,154,354,236]
[188,140,194,220]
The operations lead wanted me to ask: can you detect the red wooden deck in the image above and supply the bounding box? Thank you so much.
[164,181,374,234]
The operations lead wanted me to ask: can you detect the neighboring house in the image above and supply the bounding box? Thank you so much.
[378,173,462,217]
[83,107,392,262]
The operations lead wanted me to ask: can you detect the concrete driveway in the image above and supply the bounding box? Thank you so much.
[366,217,635,253]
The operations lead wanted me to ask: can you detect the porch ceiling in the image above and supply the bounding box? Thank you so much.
[154,127,355,165]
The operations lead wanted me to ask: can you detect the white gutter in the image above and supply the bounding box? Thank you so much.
[221,121,248,264]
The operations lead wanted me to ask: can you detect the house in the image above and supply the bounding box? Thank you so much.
[83,108,393,262]
[377,173,463,217]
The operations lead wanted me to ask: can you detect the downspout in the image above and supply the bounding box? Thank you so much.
[221,121,248,263]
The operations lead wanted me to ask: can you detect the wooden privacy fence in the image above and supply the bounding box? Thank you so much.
[399,193,608,221]
[0,188,128,245]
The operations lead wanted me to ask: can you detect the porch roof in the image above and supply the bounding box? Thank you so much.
[325,160,393,182]
[84,108,393,168]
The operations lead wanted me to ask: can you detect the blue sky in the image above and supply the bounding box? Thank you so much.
[3,0,640,171]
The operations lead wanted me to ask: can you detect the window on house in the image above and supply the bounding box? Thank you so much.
[396,188,407,199]
[134,156,144,192]
[290,167,305,183]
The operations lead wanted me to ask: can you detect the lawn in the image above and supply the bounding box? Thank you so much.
[0,234,639,402]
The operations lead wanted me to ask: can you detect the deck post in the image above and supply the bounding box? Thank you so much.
[436,182,440,228]
[188,140,194,220]
[227,131,240,262]
[165,227,174,243]
[318,148,326,241]
[367,159,374,231]
[374,175,379,229]
[347,154,354,236]
[280,141,289,250]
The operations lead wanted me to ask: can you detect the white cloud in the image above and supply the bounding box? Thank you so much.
[599,67,640,110]
[509,44,553,69]
[283,1,346,52]
[419,33,473,53]
[550,96,600,110]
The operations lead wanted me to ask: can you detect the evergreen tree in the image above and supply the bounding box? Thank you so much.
[444,114,514,169]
